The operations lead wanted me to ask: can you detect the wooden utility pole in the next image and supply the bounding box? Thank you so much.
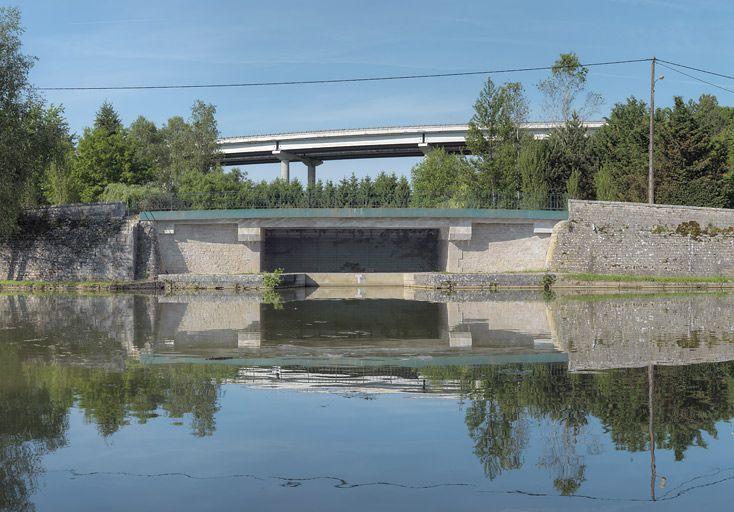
[648,57,657,204]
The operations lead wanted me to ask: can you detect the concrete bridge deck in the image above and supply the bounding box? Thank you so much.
[140,208,567,276]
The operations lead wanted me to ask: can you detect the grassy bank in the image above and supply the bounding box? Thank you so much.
[558,272,734,288]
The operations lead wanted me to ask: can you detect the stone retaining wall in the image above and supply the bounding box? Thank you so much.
[550,200,734,276]
[0,203,137,282]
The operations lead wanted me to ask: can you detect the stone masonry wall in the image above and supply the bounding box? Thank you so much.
[550,200,734,276]
[0,203,137,281]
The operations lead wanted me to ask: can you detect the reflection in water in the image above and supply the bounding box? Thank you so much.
[2,291,734,510]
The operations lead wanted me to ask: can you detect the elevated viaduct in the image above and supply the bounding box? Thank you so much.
[218,122,604,184]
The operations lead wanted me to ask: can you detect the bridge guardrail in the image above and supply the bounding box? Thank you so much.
[121,191,568,213]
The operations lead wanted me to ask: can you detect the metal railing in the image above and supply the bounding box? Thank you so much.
[122,191,568,213]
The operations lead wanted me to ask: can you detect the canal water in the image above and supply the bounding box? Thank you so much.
[2,289,734,511]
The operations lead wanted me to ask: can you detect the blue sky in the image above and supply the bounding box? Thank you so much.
[13,0,734,181]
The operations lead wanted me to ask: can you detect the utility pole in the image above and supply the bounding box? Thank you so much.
[648,57,656,204]
[648,57,663,204]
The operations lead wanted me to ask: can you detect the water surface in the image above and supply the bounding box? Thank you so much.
[2,289,734,511]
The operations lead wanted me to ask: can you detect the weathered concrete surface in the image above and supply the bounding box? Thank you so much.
[446,223,552,272]
[304,272,406,287]
[264,228,439,272]
[551,200,734,277]
[157,223,261,274]
[0,203,137,281]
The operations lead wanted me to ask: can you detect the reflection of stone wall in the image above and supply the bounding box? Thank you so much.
[0,294,152,367]
[551,200,734,276]
[552,294,734,371]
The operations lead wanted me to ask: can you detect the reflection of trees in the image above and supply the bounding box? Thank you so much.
[0,342,237,511]
[465,397,528,479]
[73,363,234,437]
[537,423,587,496]
[0,345,71,512]
[425,361,734,493]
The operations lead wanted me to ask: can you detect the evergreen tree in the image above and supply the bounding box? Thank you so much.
[546,114,596,199]
[656,97,729,207]
[591,98,649,203]
[518,140,550,209]
[73,103,148,201]
[374,172,399,206]
[466,79,529,204]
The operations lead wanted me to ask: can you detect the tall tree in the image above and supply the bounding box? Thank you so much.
[546,114,596,199]
[518,139,551,209]
[410,148,469,207]
[537,52,602,122]
[466,78,529,205]
[591,97,650,202]
[0,8,72,232]
[73,103,148,201]
[158,101,221,190]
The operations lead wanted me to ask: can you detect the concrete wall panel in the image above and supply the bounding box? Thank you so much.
[448,223,552,272]
[158,223,260,275]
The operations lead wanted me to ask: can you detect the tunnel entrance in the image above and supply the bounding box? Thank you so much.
[263,228,440,272]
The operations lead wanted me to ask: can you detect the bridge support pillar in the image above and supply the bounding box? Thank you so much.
[418,142,432,156]
[279,159,290,182]
[303,158,323,187]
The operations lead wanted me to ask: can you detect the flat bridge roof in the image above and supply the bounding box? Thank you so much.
[140,208,569,222]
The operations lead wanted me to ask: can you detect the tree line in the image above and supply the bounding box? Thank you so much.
[3,7,734,237]
[412,53,734,209]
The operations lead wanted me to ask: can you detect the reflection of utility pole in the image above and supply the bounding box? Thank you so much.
[649,363,656,501]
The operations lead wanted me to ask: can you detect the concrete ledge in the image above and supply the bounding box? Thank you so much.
[407,272,549,289]
[158,273,305,290]
[304,272,406,287]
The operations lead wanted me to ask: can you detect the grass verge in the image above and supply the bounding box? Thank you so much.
[563,273,734,284]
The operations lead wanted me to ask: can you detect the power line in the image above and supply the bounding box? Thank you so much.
[658,59,734,82]
[38,58,652,91]
[657,62,734,95]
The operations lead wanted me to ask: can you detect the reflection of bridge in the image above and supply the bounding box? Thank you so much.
[3,291,734,375]
[218,122,605,183]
